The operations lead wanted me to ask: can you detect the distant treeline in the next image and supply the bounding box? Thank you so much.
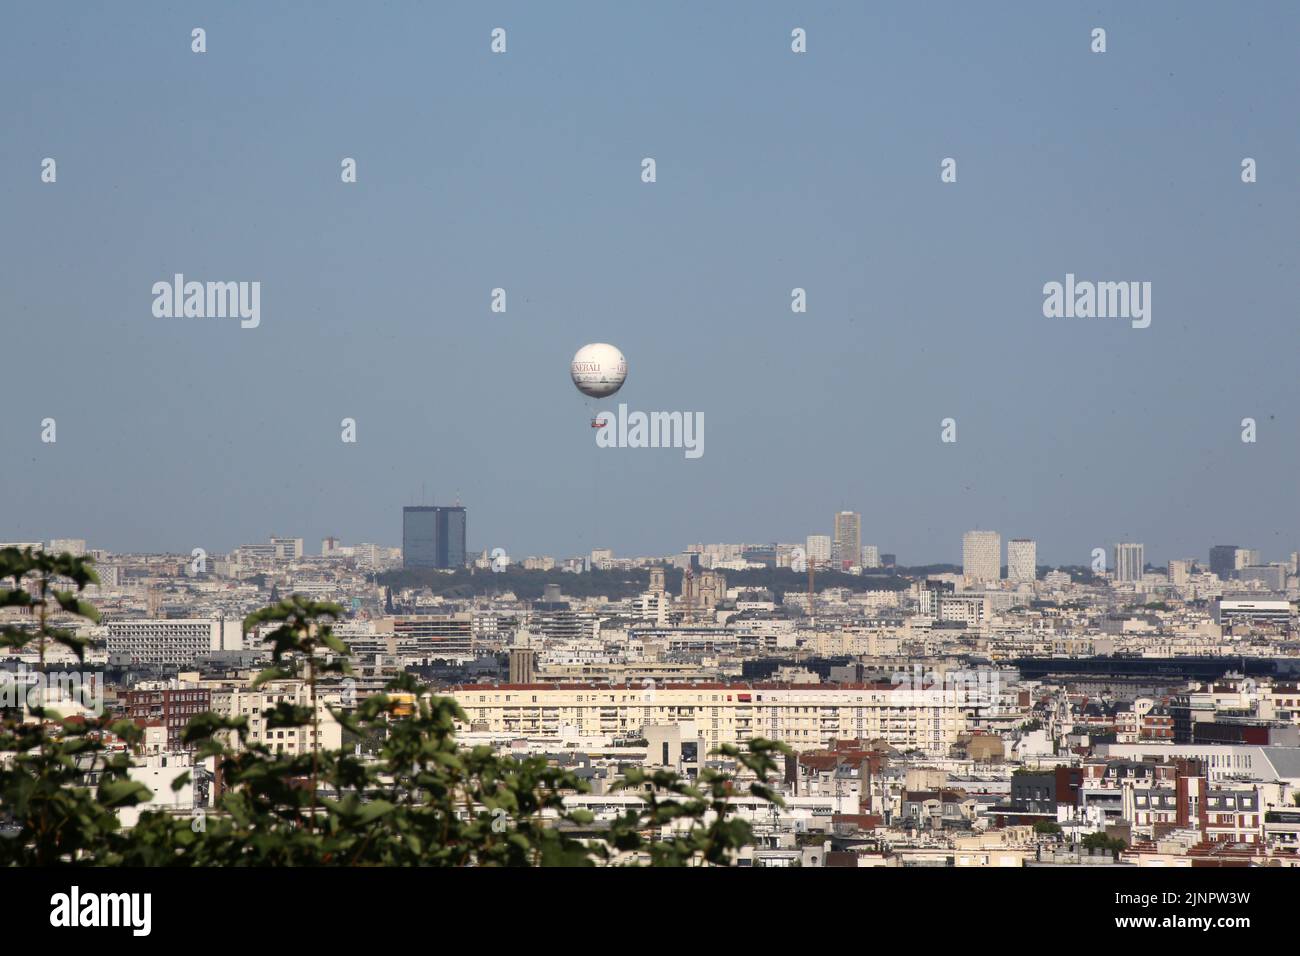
[374,565,932,602]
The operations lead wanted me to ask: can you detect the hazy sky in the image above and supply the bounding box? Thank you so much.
[3,2,1298,567]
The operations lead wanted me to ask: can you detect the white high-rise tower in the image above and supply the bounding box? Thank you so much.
[962,530,1001,585]
[1007,539,1037,583]
[1114,543,1145,582]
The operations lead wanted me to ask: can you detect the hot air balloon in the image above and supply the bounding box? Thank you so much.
[571,343,627,426]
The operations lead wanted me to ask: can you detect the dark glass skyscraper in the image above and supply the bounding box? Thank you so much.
[402,505,467,569]
[1209,545,1238,581]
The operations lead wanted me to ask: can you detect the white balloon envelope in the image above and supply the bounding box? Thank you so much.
[570,343,627,399]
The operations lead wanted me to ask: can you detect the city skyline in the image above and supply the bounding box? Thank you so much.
[8,520,1298,576]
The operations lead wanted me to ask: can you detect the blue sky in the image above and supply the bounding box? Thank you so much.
[3,1,1298,566]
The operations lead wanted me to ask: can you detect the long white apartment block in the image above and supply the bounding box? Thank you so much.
[447,682,970,754]
[106,617,243,667]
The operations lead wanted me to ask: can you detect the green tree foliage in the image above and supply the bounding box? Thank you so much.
[1080,831,1127,857]
[605,740,789,866]
[0,554,790,866]
[0,547,153,865]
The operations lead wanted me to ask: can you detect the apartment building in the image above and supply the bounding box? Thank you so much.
[210,680,343,756]
[1213,598,1292,630]
[124,685,212,749]
[962,531,1001,585]
[1006,539,1037,584]
[805,535,832,568]
[1096,742,1300,785]
[447,682,970,753]
[1123,769,1263,844]
[1114,542,1145,583]
[832,512,861,570]
[375,614,475,659]
[106,617,243,667]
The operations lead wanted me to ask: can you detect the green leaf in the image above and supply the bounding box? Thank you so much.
[356,799,396,824]
[99,779,151,808]
[52,589,102,623]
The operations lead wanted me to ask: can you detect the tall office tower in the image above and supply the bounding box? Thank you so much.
[881,553,896,568]
[321,537,339,556]
[861,545,881,569]
[1168,559,1193,587]
[402,505,467,569]
[1007,539,1037,583]
[1114,543,1145,582]
[1209,545,1238,580]
[832,511,862,570]
[806,535,832,568]
[271,536,304,561]
[962,530,1001,584]
[1235,548,1262,571]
